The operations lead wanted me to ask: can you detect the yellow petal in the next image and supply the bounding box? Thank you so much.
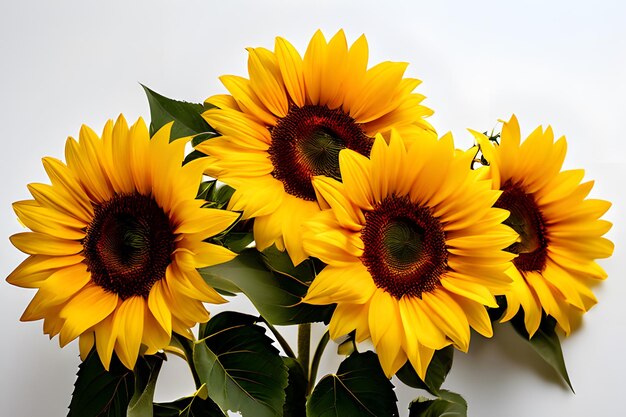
[275,37,306,107]
[64,134,112,203]
[143,312,171,354]
[113,296,146,370]
[148,280,172,336]
[21,290,56,321]
[227,180,285,219]
[95,314,118,370]
[247,47,288,117]
[220,75,277,126]
[180,242,237,269]
[350,62,409,123]
[38,263,92,306]
[339,149,374,210]
[303,30,327,105]
[166,262,227,304]
[253,212,286,252]
[405,341,435,381]
[10,232,83,256]
[202,109,271,148]
[341,34,369,113]
[79,332,95,361]
[304,264,375,305]
[421,291,470,352]
[368,289,404,377]
[174,205,240,236]
[398,296,448,350]
[27,182,93,223]
[303,222,363,262]
[312,176,364,231]
[280,195,320,265]
[7,254,83,288]
[328,302,370,341]
[59,284,119,347]
[439,274,498,308]
[541,261,586,310]
[13,204,85,240]
[129,118,153,195]
[501,267,542,336]
[319,30,349,108]
[164,278,210,324]
[206,94,240,111]
[452,296,493,338]
[42,156,96,214]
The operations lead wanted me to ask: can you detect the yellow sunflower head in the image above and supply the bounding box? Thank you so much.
[196,29,435,265]
[472,115,613,336]
[301,130,517,379]
[7,115,240,370]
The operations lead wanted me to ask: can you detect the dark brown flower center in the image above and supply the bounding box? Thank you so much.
[268,105,372,201]
[496,181,548,272]
[82,193,175,299]
[360,196,448,299]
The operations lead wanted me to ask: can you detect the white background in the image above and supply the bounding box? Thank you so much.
[1,1,624,416]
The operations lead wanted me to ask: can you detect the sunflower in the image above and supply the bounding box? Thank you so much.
[471,115,613,336]
[301,130,517,378]
[7,116,239,370]
[196,29,435,265]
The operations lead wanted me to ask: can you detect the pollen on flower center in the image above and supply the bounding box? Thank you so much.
[496,181,548,272]
[83,193,175,299]
[268,105,372,201]
[360,196,448,299]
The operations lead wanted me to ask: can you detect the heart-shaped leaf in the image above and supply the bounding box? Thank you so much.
[307,351,399,417]
[153,385,225,417]
[408,390,467,417]
[68,350,135,417]
[193,312,288,417]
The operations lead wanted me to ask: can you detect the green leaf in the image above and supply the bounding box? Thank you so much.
[193,312,288,417]
[68,350,135,417]
[127,355,164,417]
[487,295,508,322]
[197,180,217,201]
[199,248,334,325]
[408,390,467,417]
[510,314,574,392]
[192,132,219,147]
[222,232,254,253]
[153,385,226,417]
[282,357,307,417]
[200,183,236,209]
[142,85,212,139]
[213,184,235,206]
[184,149,212,165]
[396,346,454,395]
[307,351,399,417]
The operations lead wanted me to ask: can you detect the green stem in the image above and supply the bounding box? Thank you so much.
[263,318,296,359]
[308,331,330,395]
[297,323,311,381]
[172,333,202,390]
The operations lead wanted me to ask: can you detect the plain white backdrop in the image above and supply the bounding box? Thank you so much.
[1,1,624,416]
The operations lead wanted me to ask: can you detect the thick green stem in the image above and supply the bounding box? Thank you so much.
[308,331,330,395]
[263,318,296,359]
[172,333,202,390]
[297,323,311,381]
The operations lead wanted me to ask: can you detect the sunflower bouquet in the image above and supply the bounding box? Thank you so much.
[7,30,613,417]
